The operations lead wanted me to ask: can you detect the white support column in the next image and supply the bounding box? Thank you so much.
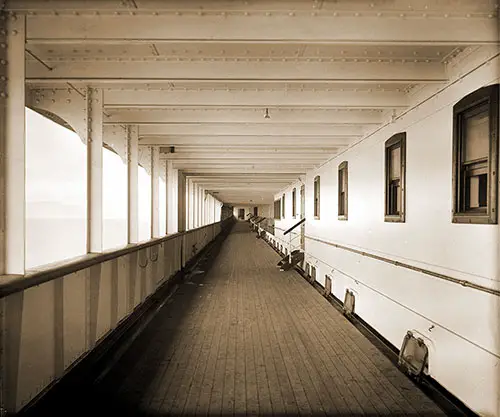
[86,87,104,254]
[127,125,139,244]
[187,178,194,230]
[199,187,204,226]
[150,146,160,238]
[1,13,26,275]
[166,160,177,234]
[192,183,198,228]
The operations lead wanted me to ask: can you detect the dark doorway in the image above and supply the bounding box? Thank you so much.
[238,208,245,219]
[253,206,258,216]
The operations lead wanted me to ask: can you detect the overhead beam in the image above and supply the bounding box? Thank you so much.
[160,153,330,161]
[139,136,355,146]
[104,108,383,125]
[138,123,366,136]
[181,168,307,174]
[103,88,409,109]
[26,60,447,83]
[21,12,499,46]
[155,146,341,153]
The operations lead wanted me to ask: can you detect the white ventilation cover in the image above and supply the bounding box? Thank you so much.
[343,289,355,316]
[324,275,332,296]
[398,331,429,378]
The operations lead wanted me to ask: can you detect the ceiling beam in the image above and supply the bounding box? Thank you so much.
[138,135,355,146]
[104,108,383,125]
[26,59,447,83]
[22,12,499,46]
[138,123,366,136]
[103,88,409,109]
[160,153,329,160]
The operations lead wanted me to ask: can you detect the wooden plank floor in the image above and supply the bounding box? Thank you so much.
[94,221,447,416]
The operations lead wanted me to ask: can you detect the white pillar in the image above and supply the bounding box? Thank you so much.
[192,183,198,228]
[1,14,26,274]
[151,146,160,238]
[127,125,138,244]
[86,87,104,254]
[188,178,195,229]
[199,187,204,226]
[166,160,178,234]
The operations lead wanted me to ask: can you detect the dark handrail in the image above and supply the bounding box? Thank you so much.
[0,220,229,299]
[284,218,306,235]
[256,217,266,224]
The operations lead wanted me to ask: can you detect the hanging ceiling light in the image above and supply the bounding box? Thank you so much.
[264,107,270,119]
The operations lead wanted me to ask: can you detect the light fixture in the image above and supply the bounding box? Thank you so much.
[264,107,270,119]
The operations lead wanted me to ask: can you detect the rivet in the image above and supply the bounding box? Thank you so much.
[0,59,6,65]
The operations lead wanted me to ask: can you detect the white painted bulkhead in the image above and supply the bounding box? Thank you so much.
[273,49,500,416]
[233,204,272,220]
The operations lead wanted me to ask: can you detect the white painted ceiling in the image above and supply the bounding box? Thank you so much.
[12,0,499,205]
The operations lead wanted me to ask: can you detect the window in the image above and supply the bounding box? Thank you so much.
[138,165,152,241]
[314,176,320,219]
[103,145,127,250]
[282,193,285,218]
[385,133,406,222]
[453,84,499,224]
[338,161,348,220]
[25,108,87,269]
[274,199,281,220]
[292,188,297,218]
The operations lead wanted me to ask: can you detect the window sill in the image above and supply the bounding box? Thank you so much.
[452,213,496,224]
[384,215,405,223]
[338,215,348,221]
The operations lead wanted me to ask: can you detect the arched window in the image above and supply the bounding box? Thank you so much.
[452,83,499,224]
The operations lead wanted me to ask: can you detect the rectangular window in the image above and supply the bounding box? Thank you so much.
[338,161,348,220]
[453,84,498,224]
[292,188,297,218]
[274,199,281,220]
[314,176,320,219]
[282,193,285,218]
[385,133,406,222]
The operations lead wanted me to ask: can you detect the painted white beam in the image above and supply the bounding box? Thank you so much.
[139,136,354,146]
[182,168,307,174]
[127,125,139,243]
[86,87,104,254]
[1,15,26,275]
[138,123,366,137]
[104,108,383,125]
[104,88,409,108]
[22,12,499,46]
[156,146,342,154]
[26,60,447,83]
[161,152,333,160]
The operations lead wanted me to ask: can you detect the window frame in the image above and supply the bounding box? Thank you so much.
[292,188,297,218]
[282,193,285,218]
[452,84,499,224]
[384,132,406,223]
[274,199,281,220]
[338,161,348,220]
[313,176,321,219]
